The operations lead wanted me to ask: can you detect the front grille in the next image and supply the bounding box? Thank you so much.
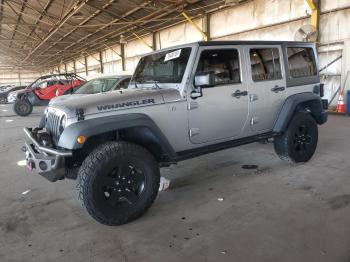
[45,111,62,145]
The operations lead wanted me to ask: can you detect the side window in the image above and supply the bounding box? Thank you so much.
[39,81,48,89]
[287,47,317,78]
[46,81,55,86]
[196,49,240,85]
[250,48,282,81]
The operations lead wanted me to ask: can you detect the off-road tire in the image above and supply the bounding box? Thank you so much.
[77,141,160,225]
[274,112,318,163]
[13,99,33,116]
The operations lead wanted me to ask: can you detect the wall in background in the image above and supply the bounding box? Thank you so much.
[1,0,350,104]
[0,70,41,86]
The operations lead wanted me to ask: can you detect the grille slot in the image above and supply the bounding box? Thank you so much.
[45,112,62,145]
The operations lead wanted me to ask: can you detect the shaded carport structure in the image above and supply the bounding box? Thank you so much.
[0,0,244,71]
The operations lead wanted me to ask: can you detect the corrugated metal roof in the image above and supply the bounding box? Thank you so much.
[0,0,246,69]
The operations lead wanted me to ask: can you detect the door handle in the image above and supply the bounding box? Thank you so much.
[232,90,248,98]
[271,85,285,93]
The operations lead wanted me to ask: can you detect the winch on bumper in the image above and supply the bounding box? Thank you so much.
[23,127,72,182]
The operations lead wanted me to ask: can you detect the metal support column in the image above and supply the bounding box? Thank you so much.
[203,13,210,41]
[152,32,157,51]
[306,0,320,42]
[84,56,88,76]
[121,43,126,72]
[99,51,104,74]
[18,72,21,86]
[73,60,77,74]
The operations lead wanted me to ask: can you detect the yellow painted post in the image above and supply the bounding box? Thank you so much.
[181,12,208,41]
[305,0,318,28]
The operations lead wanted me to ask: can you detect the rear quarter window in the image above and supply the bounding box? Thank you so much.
[287,47,317,78]
[249,48,282,82]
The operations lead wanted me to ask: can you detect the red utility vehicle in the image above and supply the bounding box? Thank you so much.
[10,74,85,116]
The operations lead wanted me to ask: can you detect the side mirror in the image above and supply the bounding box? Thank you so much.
[190,88,202,99]
[194,71,215,88]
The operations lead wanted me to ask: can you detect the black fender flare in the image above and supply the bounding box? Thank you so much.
[58,113,176,158]
[273,92,327,133]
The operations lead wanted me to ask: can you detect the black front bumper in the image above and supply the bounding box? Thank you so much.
[24,128,72,182]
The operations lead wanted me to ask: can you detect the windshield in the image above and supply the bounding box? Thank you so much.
[74,78,118,94]
[132,47,192,85]
[32,80,49,89]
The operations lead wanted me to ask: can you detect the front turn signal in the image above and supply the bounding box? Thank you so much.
[77,135,86,144]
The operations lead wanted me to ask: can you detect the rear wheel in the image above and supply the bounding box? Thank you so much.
[77,141,160,225]
[13,99,33,116]
[274,112,318,163]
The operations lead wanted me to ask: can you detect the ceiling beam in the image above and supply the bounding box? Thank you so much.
[21,0,90,64]
[86,1,153,34]
[8,0,28,48]
[36,0,118,56]
[21,0,55,50]
[39,1,176,64]
[35,2,189,67]
[37,1,152,60]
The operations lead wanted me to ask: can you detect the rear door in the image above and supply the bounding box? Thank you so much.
[245,46,286,132]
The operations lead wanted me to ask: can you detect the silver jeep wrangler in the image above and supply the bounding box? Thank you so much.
[23,41,328,225]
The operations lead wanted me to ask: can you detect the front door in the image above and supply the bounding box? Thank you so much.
[245,46,286,132]
[188,46,249,144]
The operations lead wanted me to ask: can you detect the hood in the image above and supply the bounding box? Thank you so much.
[49,93,87,104]
[48,88,181,117]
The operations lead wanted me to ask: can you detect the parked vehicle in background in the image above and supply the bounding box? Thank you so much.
[0,85,26,104]
[72,75,131,94]
[9,73,85,116]
[48,75,131,107]
[0,84,14,92]
[23,41,327,225]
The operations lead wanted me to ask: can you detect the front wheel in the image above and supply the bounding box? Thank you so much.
[13,99,33,116]
[77,141,160,225]
[274,112,318,163]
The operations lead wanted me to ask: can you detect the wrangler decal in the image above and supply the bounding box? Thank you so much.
[97,98,155,111]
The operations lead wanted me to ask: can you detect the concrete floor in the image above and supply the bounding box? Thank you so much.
[1,103,350,262]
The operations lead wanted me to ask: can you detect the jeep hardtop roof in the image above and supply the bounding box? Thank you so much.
[196,40,314,47]
[146,40,315,55]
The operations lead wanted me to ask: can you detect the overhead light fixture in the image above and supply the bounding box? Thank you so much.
[120,34,126,44]
[72,12,85,20]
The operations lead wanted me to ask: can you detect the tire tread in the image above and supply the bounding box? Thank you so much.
[76,141,160,225]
